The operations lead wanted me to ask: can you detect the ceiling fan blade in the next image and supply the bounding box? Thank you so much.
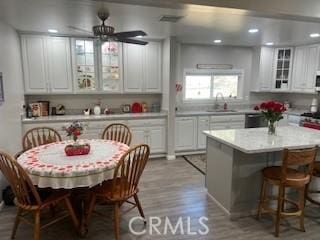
[118,38,148,45]
[68,26,93,34]
[113,30,147,38]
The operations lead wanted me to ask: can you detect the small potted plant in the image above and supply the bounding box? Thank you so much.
[255,101,287,135]
[63,121,90,156]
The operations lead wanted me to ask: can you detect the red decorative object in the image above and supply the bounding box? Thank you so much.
[64,144,91,156]
[131,102,142,113]
[303,122,320,130]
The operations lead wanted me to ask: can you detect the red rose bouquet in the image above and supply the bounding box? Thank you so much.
[255,101,287,134]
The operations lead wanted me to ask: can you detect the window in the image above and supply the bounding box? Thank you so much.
[183,69,243,101]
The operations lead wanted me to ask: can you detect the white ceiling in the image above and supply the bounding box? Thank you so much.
[2,0,320,46]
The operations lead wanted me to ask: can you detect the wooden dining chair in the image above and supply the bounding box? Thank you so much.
[0,151,79,240]
[306,161,320,206]
[101,123,132,146]
[22,127,62,151]
[86,144,150,240]
[257,147,317,237]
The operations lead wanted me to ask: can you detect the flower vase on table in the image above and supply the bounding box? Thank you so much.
[254,101,287,135]
[63,121,90,156]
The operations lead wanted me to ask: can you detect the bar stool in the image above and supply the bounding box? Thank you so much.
[257,147,317,237]
[306,162,320,206]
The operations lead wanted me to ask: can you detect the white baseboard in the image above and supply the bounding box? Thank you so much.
[0,201,4,212]
[166,155,176,161]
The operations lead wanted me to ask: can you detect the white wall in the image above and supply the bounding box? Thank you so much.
[176,43,253,108]
[0,21,24,200]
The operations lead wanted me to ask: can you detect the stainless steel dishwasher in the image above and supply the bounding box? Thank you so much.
[245,113,267,128]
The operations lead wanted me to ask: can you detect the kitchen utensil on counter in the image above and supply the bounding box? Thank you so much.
[141,102,148,113]
[83,108,90,116]
[311,98,318,113]
[131,102,142,113]
[56,104,66,115]
[93,104,101,115]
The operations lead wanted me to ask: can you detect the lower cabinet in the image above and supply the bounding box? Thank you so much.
[22,117,167,155]
[175,117,198,151]
[197,116,210,149]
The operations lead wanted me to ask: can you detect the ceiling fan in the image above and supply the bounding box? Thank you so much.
[69,10,148,45]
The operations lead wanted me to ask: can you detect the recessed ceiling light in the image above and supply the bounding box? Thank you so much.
[248,28,259,33]
[136,35,143,38]
[213,39,222,43]
[310,33,320,38]
[48,29,58,33]
[265,42,274,46]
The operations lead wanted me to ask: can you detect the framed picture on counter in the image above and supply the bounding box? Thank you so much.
[0,72,4,103]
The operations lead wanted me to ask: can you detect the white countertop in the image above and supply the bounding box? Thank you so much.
[204,126,320,154]
[176,109,304,117]
[22,112,167,124]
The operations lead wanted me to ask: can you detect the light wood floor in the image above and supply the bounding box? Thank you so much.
[1,157,320,240]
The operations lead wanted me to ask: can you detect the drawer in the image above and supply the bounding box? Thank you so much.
[127,118,166,127]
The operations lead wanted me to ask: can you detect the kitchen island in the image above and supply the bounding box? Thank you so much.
[204,126,320,219]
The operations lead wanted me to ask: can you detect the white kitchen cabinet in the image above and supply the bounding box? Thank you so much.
[46,37,73,93]
[21,35,73,94]
[251,47,274,92]
[148,126,166,153]
[123,41,162,93]
[292,45,319,93]
[210,115,245,130]
[144,42,162,92]
[272,48,293,91]
[175,117,197,151]
[131,127,148,145]
[21,35,48,93]
[197,116,210,149]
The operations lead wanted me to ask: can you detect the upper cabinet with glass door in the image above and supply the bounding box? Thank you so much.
[273,48,293,91]
[74,39,97,92]
[100,42,122,92]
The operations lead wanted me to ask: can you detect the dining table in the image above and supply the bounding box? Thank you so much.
[17,139,129,236]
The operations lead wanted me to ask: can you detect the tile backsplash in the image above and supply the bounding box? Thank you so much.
[25,94,162,115]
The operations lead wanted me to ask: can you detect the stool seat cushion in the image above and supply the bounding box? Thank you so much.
[262,166,310,187]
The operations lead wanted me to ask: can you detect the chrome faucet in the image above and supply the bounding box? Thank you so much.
[214,92,227,110]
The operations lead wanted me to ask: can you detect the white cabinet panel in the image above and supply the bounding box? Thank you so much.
[129,127,147,146]
[305,45,319,92]
[149,126,166,153]
[175,117,197,151]
[259,47,274,91]
[123,44,144,92]
[144,42,162,92]
[123,42,162,93]
[21,35,48,93]
[198,116,210,149]
[46,37,73,93]
[291,46,306,92]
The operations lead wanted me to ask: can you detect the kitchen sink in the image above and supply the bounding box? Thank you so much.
[206,109,238,113]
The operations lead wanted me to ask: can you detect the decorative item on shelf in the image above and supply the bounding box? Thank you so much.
[255,101,287,135]
[131,102,142,113]
[122,104,131,113]
[30,103,42,117]
[63,121,90,156]
[151,103,161,112]
[93,103,101,115]
[141,102,148,113]
[176,83,183,93]
[104,106,111,114]
[56,104,66,115]
[83,108,90,116]
[38,101,49,116]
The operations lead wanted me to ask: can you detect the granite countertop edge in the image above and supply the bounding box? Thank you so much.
[22,112,168,123]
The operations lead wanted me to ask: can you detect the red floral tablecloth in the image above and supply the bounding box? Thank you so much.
[17,139,129,189]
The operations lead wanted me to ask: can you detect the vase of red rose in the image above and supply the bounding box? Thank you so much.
[255,101,287,135]
[63,121,90,156]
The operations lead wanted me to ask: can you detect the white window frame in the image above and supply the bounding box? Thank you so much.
[182,68,244,104]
